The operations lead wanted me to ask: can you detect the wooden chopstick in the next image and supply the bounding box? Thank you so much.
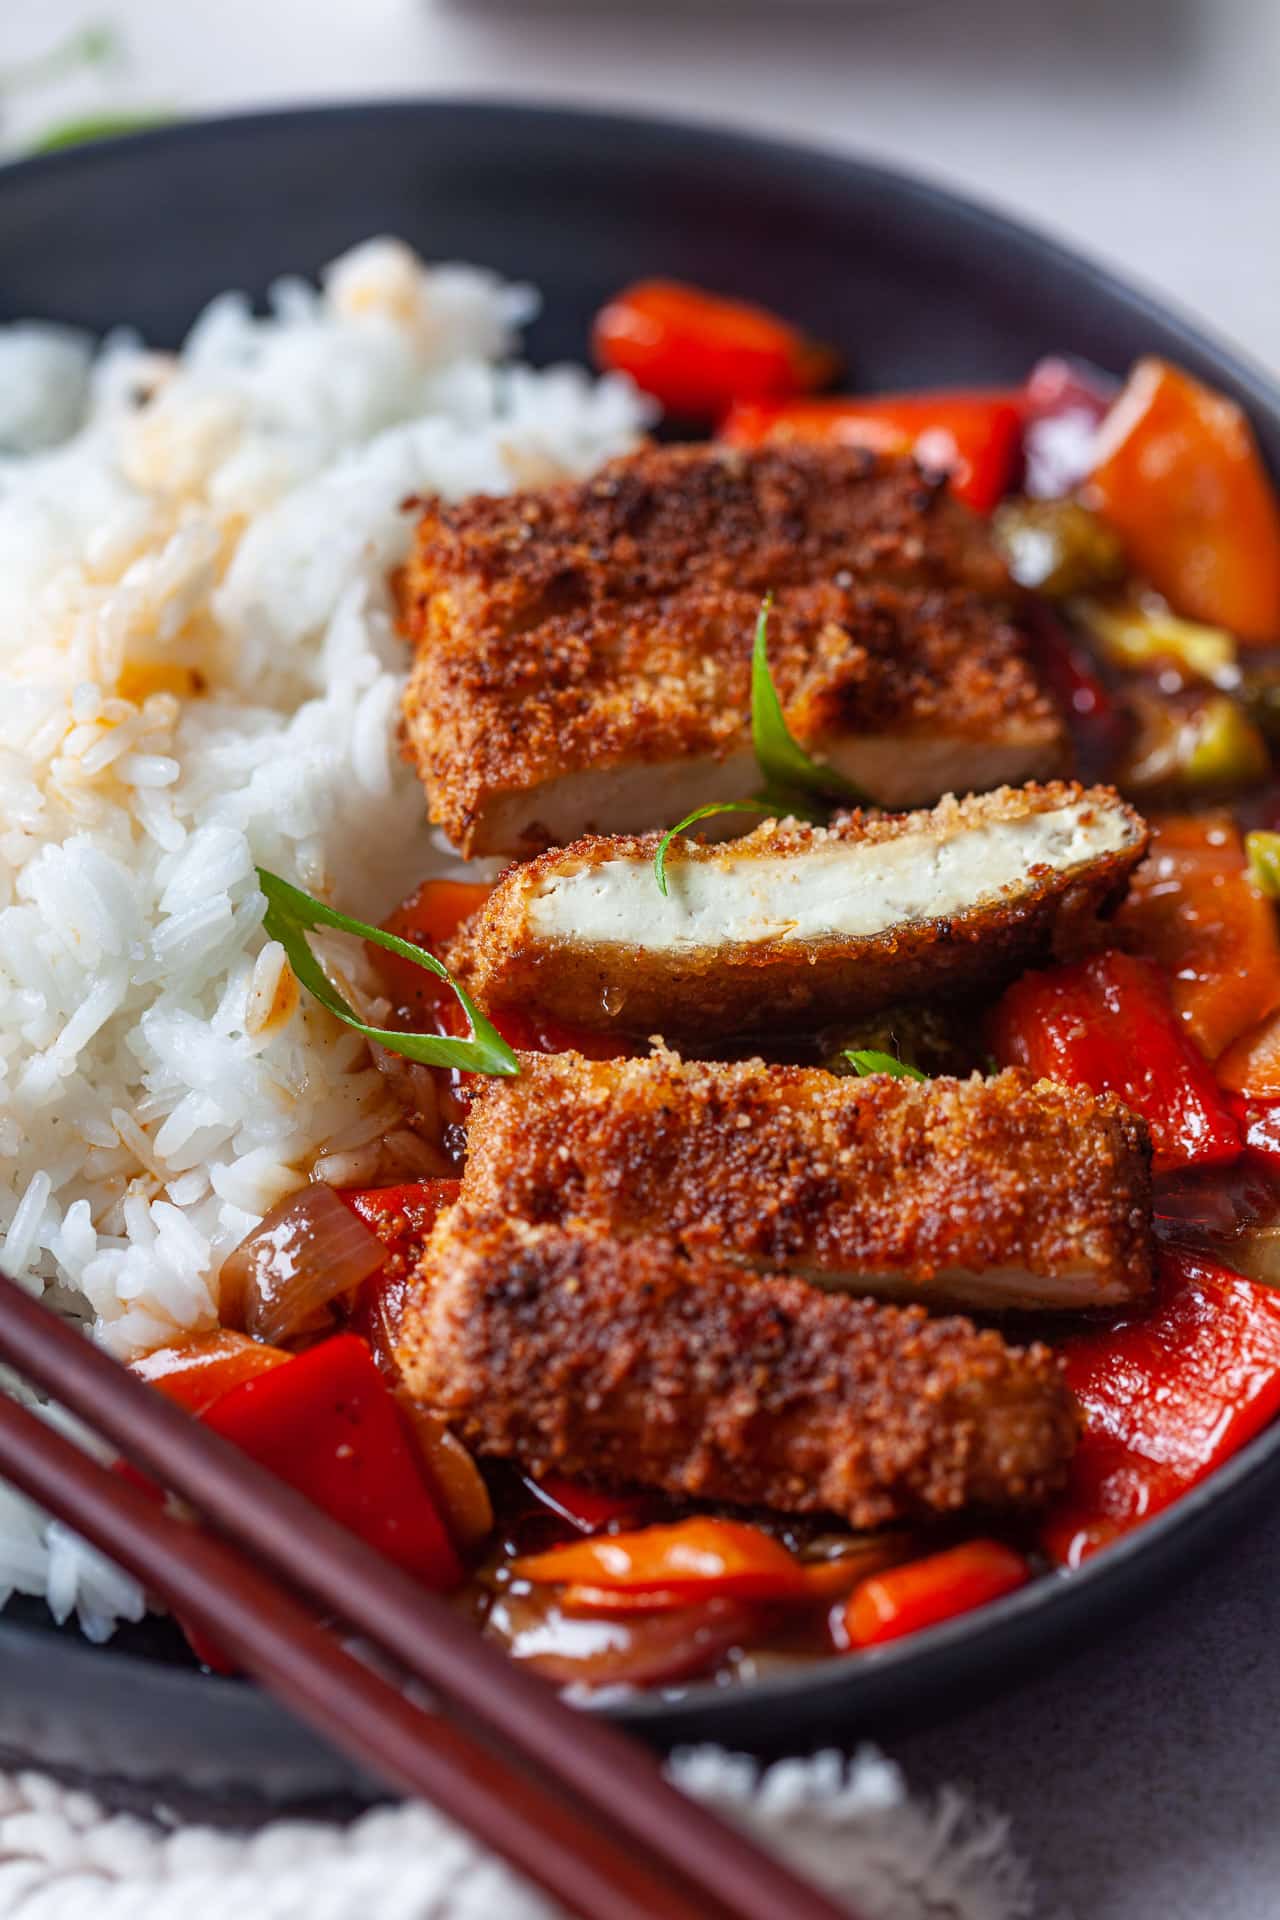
[0,1273,856,1920]
[0,1390,708,1920]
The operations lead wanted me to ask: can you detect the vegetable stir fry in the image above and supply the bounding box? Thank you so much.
[131,277,1280,1696]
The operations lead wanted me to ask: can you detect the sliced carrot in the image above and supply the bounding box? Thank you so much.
[131,1330,290,1416]
[513,1517,810,1602]
[556,1549,896,1616]
[844,1541,1029,1648]
[796,1551,900,1603]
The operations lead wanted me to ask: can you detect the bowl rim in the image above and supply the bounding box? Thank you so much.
[3,92,1276,398]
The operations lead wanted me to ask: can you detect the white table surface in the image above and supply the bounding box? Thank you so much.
[4,4,1280,1915]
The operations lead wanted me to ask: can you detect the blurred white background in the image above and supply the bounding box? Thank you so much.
[2,0,1278,369]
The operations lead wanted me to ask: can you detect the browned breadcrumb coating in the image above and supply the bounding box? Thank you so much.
[457,1051,1154,1311]
[399,1214,1079,1526]
[402,444,1066,855]
[445,782,1149,1037]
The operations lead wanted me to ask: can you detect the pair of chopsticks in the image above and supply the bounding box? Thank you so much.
[0,1271,858,1920]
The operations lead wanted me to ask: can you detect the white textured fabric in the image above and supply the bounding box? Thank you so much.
[0,1748,1035,1920]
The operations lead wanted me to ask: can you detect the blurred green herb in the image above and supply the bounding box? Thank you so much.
[30,110,176,153]
[0,22,176,157]
[652,595,865,892]
[751,594,867,810]
[841,1049,928,1081]
[1247,831,1280,901]
[0,23,120,96]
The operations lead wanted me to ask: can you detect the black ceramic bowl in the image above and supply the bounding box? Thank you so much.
[2,100,1278,1804]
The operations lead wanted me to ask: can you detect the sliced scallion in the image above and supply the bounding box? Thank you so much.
[841,1049,928,1082]
[256,868,519,1077]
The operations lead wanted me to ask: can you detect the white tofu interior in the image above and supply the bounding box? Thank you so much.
[527,800,1132,950]
[795,1259,1131,1311]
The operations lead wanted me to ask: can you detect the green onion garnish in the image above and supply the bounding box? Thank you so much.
[654,801,775,896]
[751,595,868,809]
[256,868,519,1077]
[842,1049,928,1081]
[652,595,866,892]
[1247,831,1280,901]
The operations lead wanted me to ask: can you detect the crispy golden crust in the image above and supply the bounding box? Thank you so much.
[402,444,1066,855]
[458,1051,1154,1310]
[399,1214,1078,1526]
[446,782,1149,1037]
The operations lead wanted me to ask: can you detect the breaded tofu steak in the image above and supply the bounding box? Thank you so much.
[402,444,1067,856]
[447,782,1147,1038]
[457,1050,1154,1312]
[400,1214,1078,1527]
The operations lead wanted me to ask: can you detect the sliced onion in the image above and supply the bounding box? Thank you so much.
[1214,1227,1280,1288]
[395,1391,494,1549]
[369,1041,442,1137]
[1022,354,1117,499]
[486,1587,756,1691]
[1154,1164,1280,1276]
[221,1184,387,1345]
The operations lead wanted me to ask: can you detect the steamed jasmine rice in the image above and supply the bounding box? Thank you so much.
[0,239,646,1630]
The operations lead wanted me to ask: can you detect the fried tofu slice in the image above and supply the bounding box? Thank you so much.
[400,1213,1078,1527]
[448,782,1147,1038]
[458,1051,1154,1312]
[402,444,1067,856]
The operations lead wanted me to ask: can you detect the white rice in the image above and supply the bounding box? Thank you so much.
[0,237,648,1631]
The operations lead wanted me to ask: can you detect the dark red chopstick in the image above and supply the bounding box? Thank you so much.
[0,1274,856,1920]
[0,1391,705,1920]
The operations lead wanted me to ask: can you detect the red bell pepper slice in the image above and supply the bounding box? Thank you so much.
[482,1003,634,1063]
[1115,814,1280,1061]
[204,1333,462,1592]
[1042,1250,1280,1565]
[843,1541,1029,1648]
[342,1180,462,1377]
[371,880,627,1066]
[719,389,1023,512]
[369,878,493,1023]
[1229,1095,1280,1169]
[513,1517,810,1602]
[427,981,632,1066]
[340,1179,461,1273]
[1088,357,1280,643]
[1022,601,1127,779]
[988,948,1241,1171]
[131,1330,290,1416]
[592,279,835,419]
